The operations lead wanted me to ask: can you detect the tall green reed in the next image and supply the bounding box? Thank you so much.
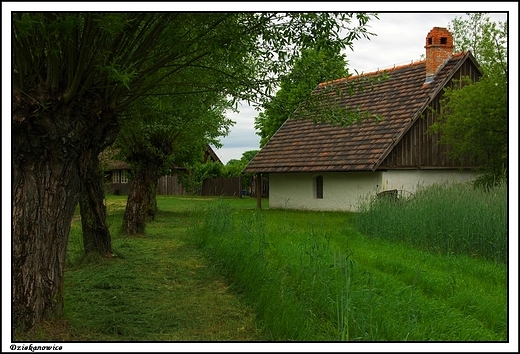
[356,182,507,263]
[192,201,397,340]
[191,198,506,341]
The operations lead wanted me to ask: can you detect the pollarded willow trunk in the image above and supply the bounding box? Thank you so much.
[78,123,119,256]
[147,178,158,221]
[12,156,81,332]
[79,156,113,256]
[12,85,117,332]
[122,168,150,235]
[122,163,159,234]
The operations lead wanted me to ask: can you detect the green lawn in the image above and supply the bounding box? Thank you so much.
[192,200,507,341]
[26,193,508,346]
[60,196,265,341]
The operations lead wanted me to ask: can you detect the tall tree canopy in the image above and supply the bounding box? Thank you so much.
[12,12,377,333]
[430,13,508,187]
[254,46,351,147]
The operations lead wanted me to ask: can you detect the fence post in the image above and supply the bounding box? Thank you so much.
[238,174,242,198]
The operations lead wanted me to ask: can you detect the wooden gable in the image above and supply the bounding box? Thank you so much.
[244,52,481,174]
[379,55,481,169]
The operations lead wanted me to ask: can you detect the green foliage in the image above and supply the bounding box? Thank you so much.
[449,13,508,77]
[254,46,351,147]
[222,150,259,176]
[430,13,508,186]
[171,150,259,196]
[179,161,224,195]
[13,13,378,111]
[356,182,508,264]
[115,82,233,178]
[430,75,507,186]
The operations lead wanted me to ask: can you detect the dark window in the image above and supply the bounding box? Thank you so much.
[428,38,433,45]
[315,175,323,199]
[440,37,447,44]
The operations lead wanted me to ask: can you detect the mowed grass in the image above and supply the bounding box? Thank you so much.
[28,187,508,343]
[47,196,266,341]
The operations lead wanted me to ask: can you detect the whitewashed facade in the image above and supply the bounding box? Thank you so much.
[268,170,475,212]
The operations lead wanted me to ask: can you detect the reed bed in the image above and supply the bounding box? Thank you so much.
[356,182,508,263]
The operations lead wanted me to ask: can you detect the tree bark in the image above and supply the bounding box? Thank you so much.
[12,85,117,332]
[78,124,119,256]
[79,156,112,256]
[122,163,159,234]
[122,168,150,235]
[12,157,80,332]
[147,178,158,221]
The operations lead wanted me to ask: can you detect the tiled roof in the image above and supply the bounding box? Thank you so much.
[244,52,469,173]
[107,160,131,170]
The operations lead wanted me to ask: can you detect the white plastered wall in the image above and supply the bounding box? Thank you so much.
[381,169,476,193]
[268,172,382,212]
[268,169,475,212]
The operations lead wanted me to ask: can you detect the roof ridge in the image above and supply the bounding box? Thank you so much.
[317,51,467,87]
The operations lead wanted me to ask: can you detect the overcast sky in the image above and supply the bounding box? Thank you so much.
[213,10,512,164]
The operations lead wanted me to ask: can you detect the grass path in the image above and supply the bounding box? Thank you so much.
[30,197,264,341]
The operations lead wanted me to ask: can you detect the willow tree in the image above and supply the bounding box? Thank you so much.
[118,89,233,235]
[12,12,376,332]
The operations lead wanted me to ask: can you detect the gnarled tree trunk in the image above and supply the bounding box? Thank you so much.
[147,178,158,221]
[12,85,116,332]
[78,124,119,256]
[122,163,159,234]
[12,156,80,332]
[79,156,113,256]
[122,169,150,235]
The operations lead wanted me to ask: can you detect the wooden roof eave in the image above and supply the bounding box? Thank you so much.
[371,52,475,171]
[425,52,478,104]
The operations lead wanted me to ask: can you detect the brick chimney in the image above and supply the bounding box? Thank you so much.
[424,27,454,83]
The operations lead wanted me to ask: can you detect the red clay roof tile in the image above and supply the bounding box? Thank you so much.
[244,53,469,173]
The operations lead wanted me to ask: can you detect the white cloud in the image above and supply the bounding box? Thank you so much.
[214,103,262,164]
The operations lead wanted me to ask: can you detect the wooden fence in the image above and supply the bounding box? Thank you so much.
[201,176,242,197]
[156,175,189,195]
[108,174,269,198]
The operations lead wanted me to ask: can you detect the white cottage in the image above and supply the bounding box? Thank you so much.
[244,27,480,211]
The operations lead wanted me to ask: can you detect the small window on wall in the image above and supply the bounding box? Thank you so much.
[120,170,128,183]
[112,170,120,184]
[315,175,323,199]
[112,170,129,184]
